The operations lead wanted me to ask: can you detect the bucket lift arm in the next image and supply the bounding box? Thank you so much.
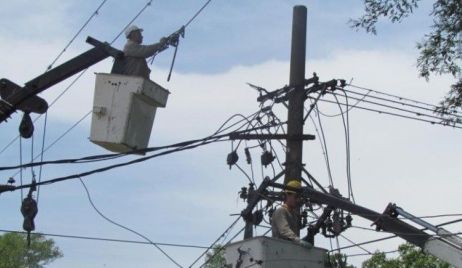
[0,37,123,125]
[241,178,462,267]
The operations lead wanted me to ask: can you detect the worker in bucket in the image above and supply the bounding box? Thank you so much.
[271,180,312,248]
[114,25,170,79]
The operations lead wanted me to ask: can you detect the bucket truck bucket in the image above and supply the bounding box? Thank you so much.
[90,73,169,154]
[224,236,328,268]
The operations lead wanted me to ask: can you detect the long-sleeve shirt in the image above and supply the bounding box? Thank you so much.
[271,204,300,242]
[119,40,165,79]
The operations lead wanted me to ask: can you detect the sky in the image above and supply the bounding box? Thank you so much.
[0,0,461,267]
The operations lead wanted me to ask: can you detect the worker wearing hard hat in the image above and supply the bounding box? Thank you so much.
[271,180,312,248]
[115,25,168,79]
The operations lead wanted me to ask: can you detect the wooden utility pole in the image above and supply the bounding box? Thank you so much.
[242,5,308,240]
[285,6,307,184]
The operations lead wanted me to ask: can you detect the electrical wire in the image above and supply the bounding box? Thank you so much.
[198,226,245,268]
[189,216,242,267]
[317,90,371,117]
[235,163,255,185]
[0,0,156,157]
[346,249,399,258]
[330,91,457,124]
[78,177,183,268]
[7,110,92,178]
[339,233,372,254]
[110,0,153,44]
[148,0,214,64]
[307,114,334,189]
[343,88,462,120]
[311,97,462,129]
[4,123,286,194]
[185,0,213,28]
[314,106,335,187]
[8,138,226,193]
[46,0,109,71]
[348,84,462,115]
[351,225,462,237]
[1,111,278,172]
[36,112,48,204]
[19,137,23,200]
[332,93,355,203]
[330,218,462,252]
[0,229,208,249]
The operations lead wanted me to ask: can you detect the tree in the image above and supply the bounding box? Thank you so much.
[0,232,63,268]
[326,252,355,268]
[362,243,451,268]
[351,0,462,123]
[203,245,226,268]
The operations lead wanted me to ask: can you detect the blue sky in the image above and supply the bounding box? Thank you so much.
[0,1,461,267]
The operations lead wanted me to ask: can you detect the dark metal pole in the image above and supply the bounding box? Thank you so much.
[285,6,307,184]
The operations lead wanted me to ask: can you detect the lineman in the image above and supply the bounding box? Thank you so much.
[271,180,312,248]
[114,25,170,79]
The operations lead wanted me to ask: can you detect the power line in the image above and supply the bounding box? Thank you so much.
[36,112,48,204]
[198,226,245,268]
[346,249,399,258]
[348,84,442,110]
[313,106,335,187]
[343,88,462,120]
[307,113,334,188]
[78,178,183,267]
[189,216,242,267]
[331,92,355,202]
[46,0,109,71]
[3,123,285,193]
[6,110,92,179]
[1,111,277,172]
[329,91,458,124]
[317,90,371,118]
[0,0,155,156]
[0,229,208,249]
[110,0,153,44]
[351,225,462,237]
[329,218,462,252]
[148,0,214,64]
[312,97,462,130]
[185,0,213,28]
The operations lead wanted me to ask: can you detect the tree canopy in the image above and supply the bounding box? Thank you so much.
[203,245,226,268]
[0,232,63,268]
[351,0,462,123]
[362,243,451,268]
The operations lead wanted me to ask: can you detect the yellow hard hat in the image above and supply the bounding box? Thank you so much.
[285,180,301,193]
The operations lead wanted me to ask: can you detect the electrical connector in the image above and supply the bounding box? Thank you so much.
[227,151,239,169]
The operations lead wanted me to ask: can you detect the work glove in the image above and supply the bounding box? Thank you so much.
[299,240,313,249]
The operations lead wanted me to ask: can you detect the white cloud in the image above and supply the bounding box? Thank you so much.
[1,27,460,268]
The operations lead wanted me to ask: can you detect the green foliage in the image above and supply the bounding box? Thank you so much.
[0,232,63,268]
[362,243,451,268]
[350,0,421,35]
[351,0,462,119]
[326,252,355,268]
[204,245,226,268]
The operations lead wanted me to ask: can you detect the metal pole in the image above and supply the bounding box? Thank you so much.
[285,6,307,184]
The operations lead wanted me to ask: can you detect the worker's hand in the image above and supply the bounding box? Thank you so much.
[299,240,313,249]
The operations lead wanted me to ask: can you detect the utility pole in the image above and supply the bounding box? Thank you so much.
[285,6,307,184]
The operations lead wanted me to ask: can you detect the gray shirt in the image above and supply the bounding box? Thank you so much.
[121,40,165,79]
[271,205,300,242]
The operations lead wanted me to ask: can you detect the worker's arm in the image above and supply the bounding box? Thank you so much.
[123,39,167,58]
[272,208,300,242]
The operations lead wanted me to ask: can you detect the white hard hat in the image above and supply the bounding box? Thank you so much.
[125,25,143,38]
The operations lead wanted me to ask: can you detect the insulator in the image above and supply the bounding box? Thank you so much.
[226,151,238,169]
